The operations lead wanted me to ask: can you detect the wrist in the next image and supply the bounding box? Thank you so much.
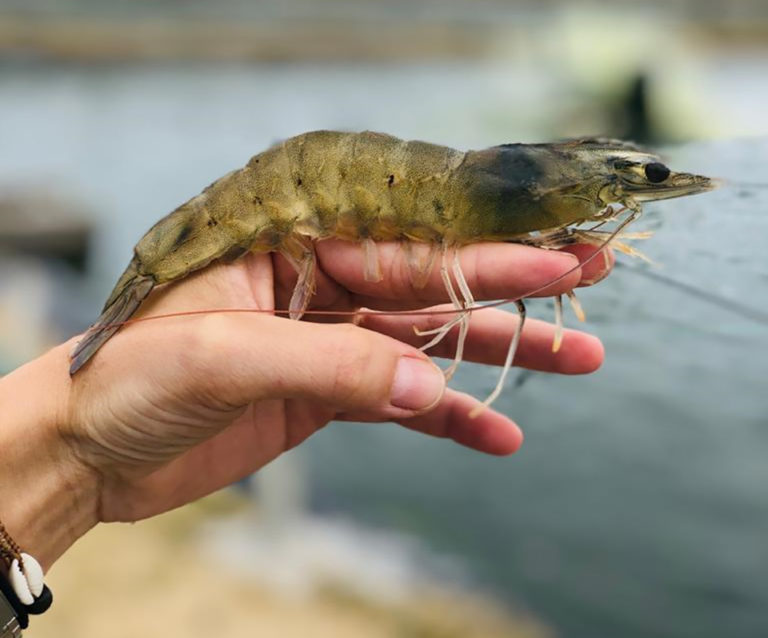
[0,342,99,571]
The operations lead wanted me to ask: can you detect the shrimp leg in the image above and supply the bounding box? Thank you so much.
[414,246,463,339]
[413,246,473,380]
[566,290,586,322]
[279,236,317,320]
[414,246,469,377]
[470,300,526,418]
[441,249,474,380]
[552,294,564,353]
[362,237,383,282]
[404,241,440,290]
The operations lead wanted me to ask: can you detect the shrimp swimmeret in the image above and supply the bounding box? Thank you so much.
[69,131,716,412]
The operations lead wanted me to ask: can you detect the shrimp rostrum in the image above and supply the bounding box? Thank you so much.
[70,131,715,409]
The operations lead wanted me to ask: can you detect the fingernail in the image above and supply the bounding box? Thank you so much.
[390,356,445,411]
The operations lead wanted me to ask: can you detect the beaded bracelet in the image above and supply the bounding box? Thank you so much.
[0,521,53,633]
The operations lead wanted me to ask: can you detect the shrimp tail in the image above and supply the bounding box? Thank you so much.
[69,257,155,375]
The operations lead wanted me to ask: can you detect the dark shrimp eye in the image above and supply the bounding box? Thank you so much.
[645,162,670,183]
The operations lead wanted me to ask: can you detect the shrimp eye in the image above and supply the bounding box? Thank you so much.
[645,162,670,183]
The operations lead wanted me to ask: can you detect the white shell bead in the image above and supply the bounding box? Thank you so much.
[9,558,33,605]
[21,553,44,597]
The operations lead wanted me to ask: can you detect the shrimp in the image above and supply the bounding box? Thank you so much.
[69,131,716,410]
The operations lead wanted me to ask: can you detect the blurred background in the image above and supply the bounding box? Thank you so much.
[1,1,767,637]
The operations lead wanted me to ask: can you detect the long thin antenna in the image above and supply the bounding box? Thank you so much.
[616,263,768,325]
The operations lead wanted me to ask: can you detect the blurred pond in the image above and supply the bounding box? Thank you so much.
[0,61,767,638]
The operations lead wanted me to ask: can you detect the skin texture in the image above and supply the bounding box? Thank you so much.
[0,240,610,572]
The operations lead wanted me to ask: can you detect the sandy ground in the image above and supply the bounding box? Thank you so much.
[31,492,550,638]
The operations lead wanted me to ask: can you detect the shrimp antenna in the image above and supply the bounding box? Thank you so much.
[615,262,768,325]
[729,181,768,189]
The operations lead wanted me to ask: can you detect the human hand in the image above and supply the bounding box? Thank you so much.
[0,241,610,567]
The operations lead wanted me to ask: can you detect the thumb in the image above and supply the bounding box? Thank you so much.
[182,314,447,418]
